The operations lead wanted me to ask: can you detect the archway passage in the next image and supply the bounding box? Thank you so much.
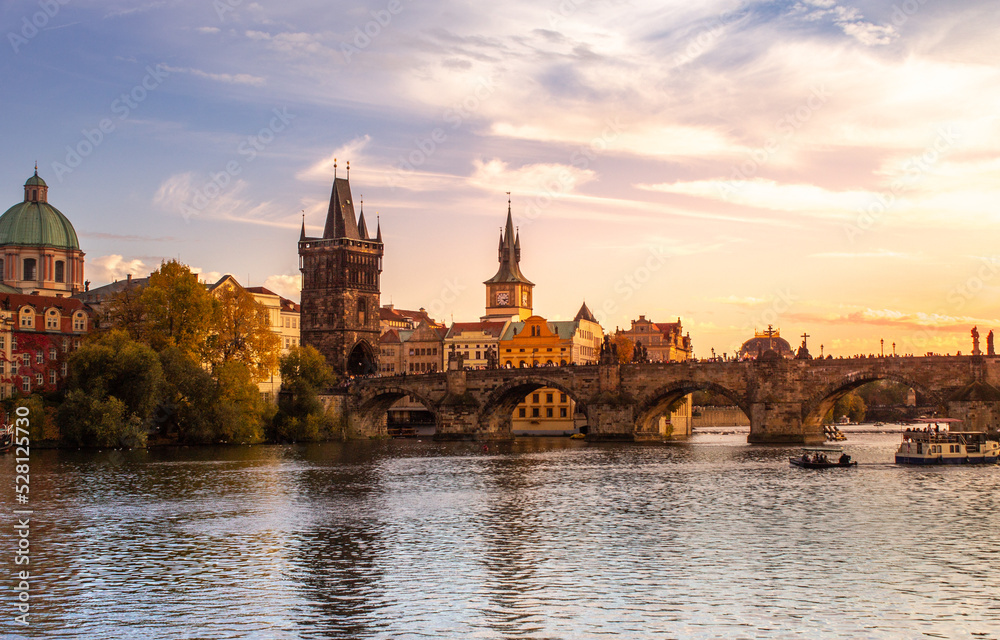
[479,378,587,439]
[347,340,378,376]
[637,382,749,440]
[802,373,934,434]
[355,388,438,438]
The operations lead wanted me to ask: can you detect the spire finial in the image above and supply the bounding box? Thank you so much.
[346,160,350,180]
[360,194,363,213]
[334,158,337,179]
[34,161,38,176]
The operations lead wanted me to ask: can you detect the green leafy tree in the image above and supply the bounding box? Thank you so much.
[272,345,336,442]
[205,284,281,383]
[140,260,215,357]
[65,330,163,422]
[155,347,216,443]
[209,361,270,444]
[59,391,146,448]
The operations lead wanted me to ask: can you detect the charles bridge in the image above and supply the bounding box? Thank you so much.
[340,355,1000,444]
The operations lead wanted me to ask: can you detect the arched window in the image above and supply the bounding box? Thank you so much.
[55,261,65,283]
[23,258,36,281]
[0,259,4,281]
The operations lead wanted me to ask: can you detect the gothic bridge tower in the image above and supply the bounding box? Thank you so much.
[298,164,383,375]
[482,198,534,321]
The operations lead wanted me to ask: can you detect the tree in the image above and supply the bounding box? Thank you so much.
[155,346,216,443]
[205,284,281,383]
[65,330,163,422]
[612,335,633,365]
[139,260,215,357]
[272,345,336,442]
[209,361,271,444]
[102,281,148,342]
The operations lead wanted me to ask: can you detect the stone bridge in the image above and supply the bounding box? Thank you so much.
[343,356,1000,444]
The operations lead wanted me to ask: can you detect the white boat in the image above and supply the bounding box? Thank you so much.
[895,428,999,465]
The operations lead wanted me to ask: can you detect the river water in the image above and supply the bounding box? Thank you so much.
[2,430,999,639]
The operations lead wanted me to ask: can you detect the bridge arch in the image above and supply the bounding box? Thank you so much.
[478,375,587,438]
[801,369,938,429]
[352,383,441,436]
[635,380,749,437]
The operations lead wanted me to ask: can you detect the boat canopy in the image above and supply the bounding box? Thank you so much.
[800,446,844,452]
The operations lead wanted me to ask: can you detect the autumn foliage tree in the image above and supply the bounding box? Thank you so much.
[203,283,281,383]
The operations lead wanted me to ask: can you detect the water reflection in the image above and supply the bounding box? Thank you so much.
[1,434,998,639]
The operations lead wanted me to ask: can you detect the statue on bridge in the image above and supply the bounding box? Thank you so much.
[972,326,982,356]
[988,330,995,357]
[600,335,619,365]
[485,345,499,370]
[631,340,649,363]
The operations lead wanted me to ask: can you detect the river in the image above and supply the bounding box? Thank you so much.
[2,431,999,639]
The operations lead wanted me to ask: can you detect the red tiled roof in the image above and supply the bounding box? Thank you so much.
[2,292,87,313]
[446,321,507,339]
[379,329,402,343]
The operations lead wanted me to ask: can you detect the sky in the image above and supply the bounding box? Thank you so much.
[2,0,999,358]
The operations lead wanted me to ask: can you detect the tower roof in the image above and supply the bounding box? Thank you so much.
[322,177,362,240]
[484,200,533,285]
[574,301,597,323]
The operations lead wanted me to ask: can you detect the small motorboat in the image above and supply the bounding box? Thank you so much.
[790,447,856,469]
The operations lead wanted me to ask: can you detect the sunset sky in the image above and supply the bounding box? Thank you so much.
[2,0,998,357]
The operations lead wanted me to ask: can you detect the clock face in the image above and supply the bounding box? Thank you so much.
[496,291,509,306]
[521,290,529,305]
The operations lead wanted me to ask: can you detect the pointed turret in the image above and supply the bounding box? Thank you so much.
[358,211,369,240]
[574,301,597,323]
[299,213,306,241]
[376,216,382,243]
[322,177,362,240]
[484,196,533,286]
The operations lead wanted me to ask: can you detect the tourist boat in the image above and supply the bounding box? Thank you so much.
[895,426,999,465]
[789,447,856,469]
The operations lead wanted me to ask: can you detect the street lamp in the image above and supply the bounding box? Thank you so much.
[892,342,896,357]
[880,338,884,358]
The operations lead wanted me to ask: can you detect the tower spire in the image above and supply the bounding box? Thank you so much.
[333,158,337,180]
[300,210,306,240]
[346,160,350,180]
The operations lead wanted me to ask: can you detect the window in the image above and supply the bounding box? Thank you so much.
[292,318,297,329]
[560,394,567,403]
[23,258,36,281]
[518,408,526,418]
[12,337,16,350]
[560,408,568,418]
[54,261,65,283]
[73,313,86,331]
[11,362,17,375]
[284,318,290,328]
[49,370,56,385]
[475,351,480,360]
[0,259,3,279]
[22,354,29,366]
[46,310,58,329]
[0,337,4,350]
[531,408,540,418]
[357,299,367,325]
[546,408,553,418]
[62,338,68,352]
[20,309,33,328]
[546,393,553,403]
[36,351,43,364]
[532,393,539,403]
[36,373,43,386]
[23,376,30,392]
[0,362,4,374]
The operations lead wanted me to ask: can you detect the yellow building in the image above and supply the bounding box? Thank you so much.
[498,304,602,435]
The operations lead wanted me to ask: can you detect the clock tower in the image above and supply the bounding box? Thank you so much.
[482,198,534,321]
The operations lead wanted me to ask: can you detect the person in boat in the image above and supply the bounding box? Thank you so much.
[817,453,828,464]
[839,453,851,465]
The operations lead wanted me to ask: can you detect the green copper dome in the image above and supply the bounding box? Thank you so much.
[24,173,47,187]
[0,202,80,250]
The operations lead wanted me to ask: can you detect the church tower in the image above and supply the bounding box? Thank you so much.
[482,198,534,321]
[298,163,383,375]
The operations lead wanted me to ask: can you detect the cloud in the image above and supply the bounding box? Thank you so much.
[263,275,301,301]
[88,255,148,285]
[195,27,221,34]
[468,158,596,195]
[810,250,916,259]
[161,65,266,86]
[297,136,373,182]
[190,267,223,285]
